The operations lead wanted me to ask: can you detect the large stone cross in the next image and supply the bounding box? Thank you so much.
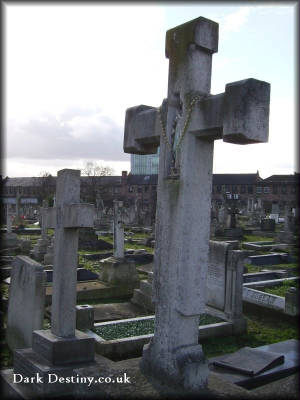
[124,17,270,391]
[43,169,95,337]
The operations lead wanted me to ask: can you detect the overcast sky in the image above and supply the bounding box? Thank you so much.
[3,2,297,178]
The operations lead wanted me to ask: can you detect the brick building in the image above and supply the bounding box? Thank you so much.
[1,171,298,221]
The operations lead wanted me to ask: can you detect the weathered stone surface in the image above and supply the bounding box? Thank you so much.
[124,106,160,154]
[98,256,139,288]
[113,200,125,259]
[50,169,95,338]
[6,256,46,350]
[76,304,95,330]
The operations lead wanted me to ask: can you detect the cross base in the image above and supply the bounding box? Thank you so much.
[32,330,95,366]
[13,348,96,397]
[140,341,209,393]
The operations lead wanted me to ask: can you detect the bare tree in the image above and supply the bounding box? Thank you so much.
[38,171,56,205]
[81,161,114,177]
[81,161,115,203]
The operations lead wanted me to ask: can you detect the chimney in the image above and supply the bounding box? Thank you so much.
[121,171,127,184]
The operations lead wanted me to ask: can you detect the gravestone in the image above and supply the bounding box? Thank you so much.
[1,205,19,249]
[78,227,112,250]
[271,203,280,214]
[30,200,50,261]
[124,16,270,392]
[206,241,246,333]
[12,169,96,397]
[43,235,55,265]
[6,256,46,350]
[261,218,276,231]
[285,287,299,316]
[278,205,295,244]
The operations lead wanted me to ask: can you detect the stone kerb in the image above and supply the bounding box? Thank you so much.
[6,256,46,350]
[243,287,285,312]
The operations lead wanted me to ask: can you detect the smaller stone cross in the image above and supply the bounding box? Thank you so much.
[40,200,49,240]
[43,169,95,337]
[6,204,13,233]
[113,200,125,259]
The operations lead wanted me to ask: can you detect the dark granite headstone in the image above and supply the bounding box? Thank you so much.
[209,339,299,390]
[212,346,284,376]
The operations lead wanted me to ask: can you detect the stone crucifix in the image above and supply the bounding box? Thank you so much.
[43,169,95,337]
[124,16,270,391]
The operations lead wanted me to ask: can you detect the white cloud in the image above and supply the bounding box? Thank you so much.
[221,7,251,33]
[6,106,127,161]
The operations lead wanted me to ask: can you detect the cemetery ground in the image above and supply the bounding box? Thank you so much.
[1,219,299,379]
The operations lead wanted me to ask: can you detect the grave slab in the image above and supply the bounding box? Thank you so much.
[6,256,46,350]
[208,339,299,390]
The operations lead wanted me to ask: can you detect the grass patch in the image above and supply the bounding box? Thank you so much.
[245,263,262,273]
[0,284,9,299]
[242,235,275,243]
[263,280,299,297]
[98,235,113,244]
[202,309,299,358]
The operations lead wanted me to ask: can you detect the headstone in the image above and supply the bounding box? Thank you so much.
[12,169,96,397]
[260,218,276,232]
[219,205,228,228]
[206,241,246,333]
[1,205,19,249]
[271,203,280,214]
[270,213,279,223]
[43,235,55,266]
[277,205,295,244]
[78,227,112,250]
[30,200,50,261]
[124,16,270,392]
[285,287,299,316]
[98,256,139,289]
[6,256,46,350]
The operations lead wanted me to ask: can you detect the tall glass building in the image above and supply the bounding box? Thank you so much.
[130,148,160,175]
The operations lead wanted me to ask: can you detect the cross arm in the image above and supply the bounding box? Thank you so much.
[189,78,270,144]
[123,105,162,155]
[43,204,95,229]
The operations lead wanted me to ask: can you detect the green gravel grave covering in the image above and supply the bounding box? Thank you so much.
[92,314,223,340]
